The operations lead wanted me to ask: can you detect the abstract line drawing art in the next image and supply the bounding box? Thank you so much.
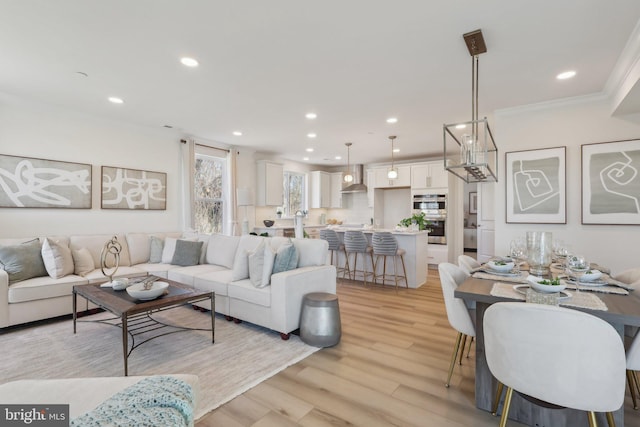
[506,147,566,224]
[101,166,166,210]
[582,139,640,225]
[0,154,92,208]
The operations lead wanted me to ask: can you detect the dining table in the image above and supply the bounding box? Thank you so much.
[454,266,640,427]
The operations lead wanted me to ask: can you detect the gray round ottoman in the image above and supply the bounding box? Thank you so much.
[299,292,341,347]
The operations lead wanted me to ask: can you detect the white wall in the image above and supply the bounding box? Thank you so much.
[494,95,640,274]
[0,93,185,237]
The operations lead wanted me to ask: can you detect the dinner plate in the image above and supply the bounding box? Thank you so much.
[482,269,521,277]
[565,277,608,287]
[513,285,572,299]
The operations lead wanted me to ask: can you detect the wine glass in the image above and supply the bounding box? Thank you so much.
[375,219,381,230]
[567,254,589,292]
[509,238,526,274]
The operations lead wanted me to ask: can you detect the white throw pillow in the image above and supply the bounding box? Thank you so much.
[232,235,264,281]
[262,244,276,287]
[206,234,239,268]
[161,237,178,264]
[72,247,95,277]
[248,240,266,287]
[41,238,74,279]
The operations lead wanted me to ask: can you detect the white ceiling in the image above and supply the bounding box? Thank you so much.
[1,1,640,165]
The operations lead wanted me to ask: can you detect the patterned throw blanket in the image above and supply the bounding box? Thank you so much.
[70,376,195,427]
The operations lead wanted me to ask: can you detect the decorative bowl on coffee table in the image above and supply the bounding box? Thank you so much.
[126,281,169,300]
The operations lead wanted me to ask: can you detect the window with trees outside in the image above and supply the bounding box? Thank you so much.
[283,171,306,217]
[194,153,227,233]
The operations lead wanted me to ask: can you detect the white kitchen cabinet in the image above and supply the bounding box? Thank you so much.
[427,244,448,265]
[330,172,343,208]
[371,165,411,188]
[411,161,448,190]
[464,228,477,249]
[309,171,331,208]
[256,160,283,206]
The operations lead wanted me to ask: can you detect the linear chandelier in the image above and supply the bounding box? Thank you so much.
[443,29,498,183]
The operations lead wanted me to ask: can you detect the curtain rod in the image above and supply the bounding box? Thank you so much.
[180,139,230,153]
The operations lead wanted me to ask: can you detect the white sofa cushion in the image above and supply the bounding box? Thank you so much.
[41,238,74,279]
[231,235,264,281]
[168,264,221,286]
[227,279,271,307]
[69,234,132,267]
[206,234,239,268]
[8,274,88,303]
[293,238,328,267]
[193,268,233,296]
[126,233,152,265]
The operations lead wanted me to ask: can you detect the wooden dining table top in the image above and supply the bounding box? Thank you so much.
[455,275,640,328]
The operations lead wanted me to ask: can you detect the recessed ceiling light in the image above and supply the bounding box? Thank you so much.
[456,124,466,129]
[393,148,400,153]
[307,133,317,138]
[556,70,576,80]
[180,57,199,67]
[306,148,314,152]
[303,157,310,161]
[335,156,342,160]
[386,117,398,123]
[305,113,317,119]
[108,97,124,104]
[233,131,243,136]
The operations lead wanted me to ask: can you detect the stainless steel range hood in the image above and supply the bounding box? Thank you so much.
[341,164,368,193]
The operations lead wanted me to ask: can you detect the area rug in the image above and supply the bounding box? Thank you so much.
[0,308,319,419]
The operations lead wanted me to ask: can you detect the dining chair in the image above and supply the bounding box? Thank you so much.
[484,302,626,427]
[458,254,481,274]
[438,263,474,388]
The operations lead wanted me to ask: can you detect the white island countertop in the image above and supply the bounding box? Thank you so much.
[328,226,429,236]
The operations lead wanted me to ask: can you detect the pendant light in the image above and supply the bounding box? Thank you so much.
[443,29,498,183]
[344,142,353,183]
[387,135,398,179]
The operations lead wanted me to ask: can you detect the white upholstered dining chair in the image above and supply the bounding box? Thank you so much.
[458,254,481,275]
[438,262,474,388]
[485,302,626,427]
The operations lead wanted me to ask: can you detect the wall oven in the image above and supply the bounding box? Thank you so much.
[413,193,447,245]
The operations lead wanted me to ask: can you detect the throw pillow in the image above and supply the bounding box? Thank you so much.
[272,240,299,274]
[231,235,263,281]
[41,238,74,279]
[72,247,95,277]
[171,240,204,267]
[248,240,266,287]
[161,237,178,264]
[262,244,276,287]
[149,236,164,263]
[0,239,47,284]
[206,234,239,268]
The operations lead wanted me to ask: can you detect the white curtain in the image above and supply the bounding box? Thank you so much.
[180,138,196,231]
[229,149,239,235]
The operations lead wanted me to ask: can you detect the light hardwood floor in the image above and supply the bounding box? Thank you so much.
[197,269,640,427]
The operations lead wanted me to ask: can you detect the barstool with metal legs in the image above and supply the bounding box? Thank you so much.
[320,228,349,278]
[372,232,408,288]
[343,230,374,285]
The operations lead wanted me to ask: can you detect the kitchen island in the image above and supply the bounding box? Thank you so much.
[331,228,429,288]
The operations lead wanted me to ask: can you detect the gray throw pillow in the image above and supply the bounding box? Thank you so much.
[149,236,164,264]
[171,240,204,267]
[272,241,299,274]
[0,239,48,284]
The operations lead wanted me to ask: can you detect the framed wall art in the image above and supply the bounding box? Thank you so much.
[581,138,640,225]
[0,154,92,208]
[505,146,566,224]
[469,191,477,214]
[101,166,167,210]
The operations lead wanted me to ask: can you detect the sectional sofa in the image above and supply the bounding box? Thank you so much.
[0,232,336,338]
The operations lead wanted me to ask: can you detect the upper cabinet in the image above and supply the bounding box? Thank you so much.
[411,161,448,190]
[330,172,343,208]
[256,160,283,206]
[367,169,375,207]
[309,171,331,208]
[370,165,411,188]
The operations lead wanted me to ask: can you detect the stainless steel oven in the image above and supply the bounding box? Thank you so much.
[413,193,447,244]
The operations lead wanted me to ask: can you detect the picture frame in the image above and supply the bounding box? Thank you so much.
[0,154,92,208]
[101,166,167,210]
[581,138,640,225]
[469,191,477,214]
[505,146,566,224]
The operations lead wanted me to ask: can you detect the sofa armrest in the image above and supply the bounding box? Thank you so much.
[270,265,336,334]
[0,269,8,328]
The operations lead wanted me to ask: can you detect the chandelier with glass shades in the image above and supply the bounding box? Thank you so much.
[443,29,498,183]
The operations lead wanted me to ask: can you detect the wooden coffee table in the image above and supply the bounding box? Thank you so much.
[73,276,214,376]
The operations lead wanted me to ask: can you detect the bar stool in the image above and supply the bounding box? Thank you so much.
[320,228,350,278]
[372,232,408,288]
[343,230,374,285]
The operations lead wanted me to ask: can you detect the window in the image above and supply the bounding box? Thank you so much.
[283,171,306,217]
[194,153,226,233]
